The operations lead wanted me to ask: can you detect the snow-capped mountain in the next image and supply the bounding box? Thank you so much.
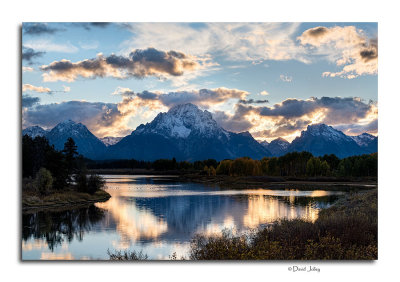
[134,103,228,139]
[22,125,48,138]
[107,103,271,161]
[288,124,368,158]
[100,136,123,147]
[46,120,106,159]
[261,137,290,156]
[350,133,378,153]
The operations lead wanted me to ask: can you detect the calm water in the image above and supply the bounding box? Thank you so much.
[22,175,345,260]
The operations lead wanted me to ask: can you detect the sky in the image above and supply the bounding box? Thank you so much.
[21,22,378,142]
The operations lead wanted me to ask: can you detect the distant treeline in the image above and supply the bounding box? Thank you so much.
[86,151,377,178]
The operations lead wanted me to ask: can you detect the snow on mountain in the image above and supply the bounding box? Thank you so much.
[350,133,377,147]
[266,137,290,156]
[22,126,48,138]
[46,119,106,159]
[108,103,271,161]
[134,103,228,139]
[288,123,368,158]
[100,136,123,147]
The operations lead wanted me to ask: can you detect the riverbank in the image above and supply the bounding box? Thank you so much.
[88,169,377,190]
[189,189,377,260]
[22,188,111,211]
[178,174,377,190]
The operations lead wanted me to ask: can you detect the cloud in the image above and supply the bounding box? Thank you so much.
[279,74,292,82]
[121,23,310,63]
[22,84,70,94]
[112,86,249,108]
[214,96,377,141]
[23,23,62,35]
[260,90,269,96]
[74,22,111,30]
[334,119,377,136]
[158,88,248,108]
[23,100,133,137]
[22,46,45,63]
[40,48,201,82]
[22,84,51,94]
[22,95,40,108]
[238,99,268,104]
[298,26,378,79]
[24,39,79,53]
[212,104,254,132]
[22,66,34,72]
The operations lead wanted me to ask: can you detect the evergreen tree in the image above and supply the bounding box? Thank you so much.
[62,137,78,183]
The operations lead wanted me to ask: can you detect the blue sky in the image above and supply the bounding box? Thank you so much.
[22,22,378,141]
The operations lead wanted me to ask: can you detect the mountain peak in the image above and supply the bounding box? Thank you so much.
[22,125,48,138]
[134,103,223,139]
[273,137,289,143]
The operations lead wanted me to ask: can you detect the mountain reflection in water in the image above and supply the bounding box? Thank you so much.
[22,175,343,260]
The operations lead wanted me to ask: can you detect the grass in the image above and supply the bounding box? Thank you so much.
[178,174,377,191]
[108,249,149,261]
[107,189,377,260]
[22,186,111,209]
[189,189,377,260]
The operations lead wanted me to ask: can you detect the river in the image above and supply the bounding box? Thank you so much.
[22,175,345,260]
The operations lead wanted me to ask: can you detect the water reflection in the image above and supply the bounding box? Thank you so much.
[22,205,105,251]
[22,175,343,260]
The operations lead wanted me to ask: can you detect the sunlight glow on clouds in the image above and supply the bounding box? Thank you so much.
[121,22,310,63]
[298,26,378,79]
[22,83,51,94]
[40,48,202,82]
[22,22,378,140]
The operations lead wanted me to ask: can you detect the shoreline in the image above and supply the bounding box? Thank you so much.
[22,189,111,212]
[89,169,377,190]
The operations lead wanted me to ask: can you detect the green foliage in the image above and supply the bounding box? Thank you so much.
[337,153,377,177]
[306,157,330,176]
[190,190,377,260]
[34,168,53,195]
[22,135,68,189]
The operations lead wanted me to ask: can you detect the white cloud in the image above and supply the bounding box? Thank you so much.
[22,66,34,72]
[280,74,292,82]
[260,90,269,96]
[24,39,79,53]
[22,83,51,94]
[298,26,377,79]
[121,23,309,63]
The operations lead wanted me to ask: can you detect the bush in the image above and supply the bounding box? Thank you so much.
[108,249,148,260]
[34,168,53,195]
[87,174,105,194]
[189,190,377,260]
[75,172,105,194]
[75,170,88,193]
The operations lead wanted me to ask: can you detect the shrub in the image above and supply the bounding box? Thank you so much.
[75,170,88,193]
[87,174,105,194]
[189,190,377,260]
[34,168,53,195]
[108,249,148,260]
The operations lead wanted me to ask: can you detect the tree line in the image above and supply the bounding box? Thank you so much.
[86,151,377,178]
[23,135,104,195]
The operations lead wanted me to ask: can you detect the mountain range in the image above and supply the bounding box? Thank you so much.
[22,103,377,161]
